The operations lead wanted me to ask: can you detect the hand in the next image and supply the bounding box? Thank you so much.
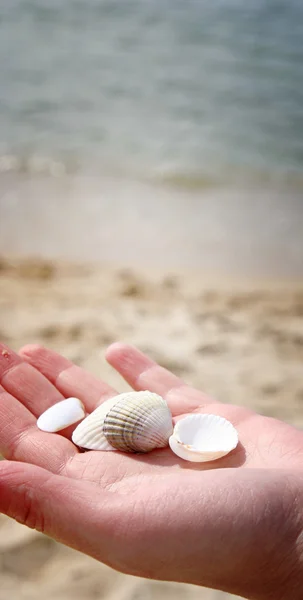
[0,342,303,600]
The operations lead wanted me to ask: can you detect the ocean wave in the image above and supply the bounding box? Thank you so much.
[0,154,78,177]
[1,152,303,192]
[157,169,303,191]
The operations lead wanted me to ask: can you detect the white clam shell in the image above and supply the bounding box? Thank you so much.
[72,391,173,453]
[37,397,86,433]
[169,413,238,462]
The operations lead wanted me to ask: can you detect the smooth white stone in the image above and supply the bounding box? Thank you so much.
[37,397,86,433]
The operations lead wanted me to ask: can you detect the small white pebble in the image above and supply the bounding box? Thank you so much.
[37,397,86,433]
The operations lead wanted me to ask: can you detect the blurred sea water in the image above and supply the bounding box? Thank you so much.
[0,0,303,278]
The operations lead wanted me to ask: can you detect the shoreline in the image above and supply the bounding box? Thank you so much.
[1,173,303,281]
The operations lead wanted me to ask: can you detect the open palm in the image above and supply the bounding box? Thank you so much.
[0,341,303,600]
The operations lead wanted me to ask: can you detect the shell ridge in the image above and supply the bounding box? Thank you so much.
[103,392,173,452]
[73,391,173,453]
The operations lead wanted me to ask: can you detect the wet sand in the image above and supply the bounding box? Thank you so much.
[1,256,303,600]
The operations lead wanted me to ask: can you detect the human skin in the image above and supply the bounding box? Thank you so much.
[0,341,303,599]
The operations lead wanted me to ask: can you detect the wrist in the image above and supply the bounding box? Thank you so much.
[190,472,303,600]
[240,479,303,600]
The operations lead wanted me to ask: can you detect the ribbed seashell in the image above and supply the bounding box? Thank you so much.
[72,391,173,453]
[169,413,238,462]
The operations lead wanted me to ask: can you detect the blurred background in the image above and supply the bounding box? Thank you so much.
[1,0,303,277]
[0,1,303,599]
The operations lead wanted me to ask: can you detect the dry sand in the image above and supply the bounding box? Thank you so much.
[0,256,303,600]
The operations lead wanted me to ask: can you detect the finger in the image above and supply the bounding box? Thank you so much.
[106,343,215,415]
[0,343,64,416]
[19,344,116,412]
[0,385,77,471]
[0,461,114,565]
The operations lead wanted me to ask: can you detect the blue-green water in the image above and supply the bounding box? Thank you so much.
[0,0,302,277]
[1,0,303,182]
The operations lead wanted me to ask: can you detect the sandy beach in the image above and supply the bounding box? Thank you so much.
[0,256,303,600]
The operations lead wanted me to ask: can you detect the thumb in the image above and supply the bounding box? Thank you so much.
[0,460,116,563]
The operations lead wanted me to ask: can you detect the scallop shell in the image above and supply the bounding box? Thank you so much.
[37,397,86,433]
[72,391,173,453]
[169,413,238,462]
